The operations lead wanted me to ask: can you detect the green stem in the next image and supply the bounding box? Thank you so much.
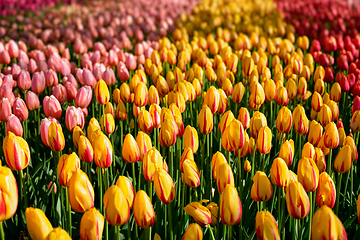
[0,221,4,240]
[19,169,28,209]
[335,173,342,215]
[168,203,173,240]
[327,149,332,177]
[207,225,216,240]
[278,186,282,237]
[308,191,312,240]
[169,145,174,178]
[98,168,103,213]
[229,225,233,240]
[66,188,72,237]
[261,153,266,171]
[132,163,136,192]
[251,142,256,178]
[238,151,242,199]
[351,165,354,205]
[127,221,131,240]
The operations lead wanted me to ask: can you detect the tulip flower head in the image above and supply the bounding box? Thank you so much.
[133,190,155,228]
[251,171,273,202]
[316,172,336,208]
[79,208,104,240]
[48,121,65,152]
[25,207,53,240]
[255,211,280,240]
[184,202,212,226]
[182,223,203,240]
[103,185,130,226]
[0,164,18,221]
[68,169,94,212]
[285,181,310,219]
[220,184,242,225]
[3,131,30,171]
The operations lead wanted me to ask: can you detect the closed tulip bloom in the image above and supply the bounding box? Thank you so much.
[203,86,220,114]
[255,211,280,240]
[116,176,135,208]
[251,82,265,106]
[119,83,131,103]
[68,169,94,212]
[302,142,316,159]
[232,82,245,103]
[58,153,80,187]
[136,132,152,162]
[122,134,139,163]
[343,136,358,162]
[216,89,228,114]
[270,158,291,187]
[43,95,62,120]
[350,110,360,132]
[104,102,115,118]
[314,79,325,95]
[238,107,250,129]
[250,111,267,139]
[0,98,12,122]
[276,86,289,106]
[156,75,169,97]
[183,159,200,188]
[143,147,163,181]
[182,223,203,240]
[308,121,323,147]
[318,134,330,156]
[159,119,177,147]
[221,126,233,151]
[276,106,292,134]
[243,160,251,172]
[243,56,255,76]
[26,91,40,110]
[13,98,28,122]
[45,227,71,239]
[216,163,235,194]
[6,115,23,137]
[134,82,148,107]
[138,110,153,134]
[48,121,65,152]
[148,86,160,105]
[319,104,333,126]
[220,184,242,225]
[31,71,45,94]
[25,207,53,240]
[94,79,109,105]
[264,79,277,102]
[293,105,309,136]
[0,164,18,221]
[297,157,319,192]
[103,185,130,226]
[18,70,32,92]
[327,101,339,123]
[330,82,341,102]
[93,133,113,168]
[79,208,104,240]
[206,202,218,226]
[116,101,127,121]
[78,136,93,163]
[154,170,176,204]
[279,140,295,167]
[149,104,161,128]
[311,205,347,240]
[316,172,336,208]
[311,92,323,112]
[334,145,352,173]
[285,78,297,101]
[75,86,93,109]
[257,126,272,154]
[180,148,194,172]
[100,113,115,134]
[297,77,307,97]
[133,190,155,228]
[65,106,85,132]
[323,122,339,149]
[251,171,273,202]
[3,131,30,171]
[184,202,212,226]
[285,181,310,219]
[314,148,326,172]
[184,126,199,153]
[210,151,228,181]
[218,110,235,134]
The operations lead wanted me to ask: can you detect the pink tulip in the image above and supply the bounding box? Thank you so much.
[11,63,21,79]
[28,59,38,74]
[13,97,28,121]
[125,53,137,71]
[82,68,96,88]
[0,50,11,65]
[60,58,71,76]
[108,49,119,67]
[75,85,92,108]
[6,114,23,137]
[31,71,45,94]
[0,98,12,122]
[40,117,61,147]
[44,69,58,88]
[17,70,31,91]
[65,106,85,132]
[52,84,67,104]
[117,62,129,81]
[65,82,78,103]
[26,91,40,110]
[18,50,29,65]
[43,95,62,119]
[8,40,19,58]
[103,67,116,86]
[37,60,48,72]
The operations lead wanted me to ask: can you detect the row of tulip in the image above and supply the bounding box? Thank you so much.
[0,0,360,239]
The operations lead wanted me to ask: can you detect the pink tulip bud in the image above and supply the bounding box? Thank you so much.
[65,82,78,103]
[25,91,40,110]
[94,42,107,55]
[37,60,48,72]
[107,49,119,67]
[11,63,21,79]
[40,117,61,147]
[0,98,12,122]
[82,68,96,88]
[6,114,22,137]
[135,43,144,56]
[18,59,28,70]
[60,58,71,76]
[31,71,45,94]
[0,50,11,65]
[103,67,116,86]
[63,48,71,60]
[75,85,92,108]
[125,53,137,71]
[18,50,29,65]
[91,51,101,65]
[43,95,62,119]
[117,62,129,82]
[65,106,85,132]
[44,69,58,88]
[28,59,38,74]
[8,40,19,58]
[53,84,67,104]
[13,97,28,121]
[17,70,31,91]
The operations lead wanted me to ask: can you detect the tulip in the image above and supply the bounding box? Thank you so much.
[31,71,45,94]
[302,142,315,159]
[3,131,30,171]
[48,121,65,152]
[6,115,23,137]
[311,205,347,240]
[270,158,290,187]
[319,104,333,126]
[251,171,273,202]
[330,82,341,102]
[153,170,176,204]
[285,181,310,219]
[116,101,127,121]
[116,176,135,208]
[180,147,194,172]
[238,107,250,130]
[134,82,148,107]
[122,133,140,164]
[159,119,177,147]
[232,82,245,103]
[138,110,153,134]
[18,70,32,92]
[143,147,163,181]
[311,92,323,112]
[279,140,295,167]
[184,202,212,226]
[244,160,252,173]
[13,98,28,122]
[25,207,53,240]
[68,169,94,212]
[43,95,62,119]
[316,172,336,208]
[182,223,203,240]
[308,121,323,147]
[0,98,12,122]
[343,136,358,162]
[65,106,85,132]
[183,159,200,188]
[45,227,71,240]
[94,79,109,105]
[228,119,245,150]
[276,106,292,134]
[198,105,213,135]
[257,126,272,154]
[103,185,130,226]
[221,126,233,151]
[323,122,339,149]
[297,157,319,192]
[218,110,235,134]
[276,86,289,106]
[183,125,199,153]
[100,113,115,135]
[57,153,80,187]
[220,184,242,225]
[78,136,93,163]
[26,91,40,110]
[133,190,155,228]
[293,105,309,136]
[75,86,93,109]
[255,211,280,240]
[203,86,220,114]
[206,202,218,226]
[149,104,161,128]
[216,163,235,194]
[350,110,360,132]
[0,164,18,221]
[334,145,352,174]
[79,208,104,240]
[93,133,113,168]
[250,111,267,139]
[327,101,339,122]
[73,126,84,149]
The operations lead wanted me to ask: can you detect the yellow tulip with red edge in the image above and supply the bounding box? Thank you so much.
[184,202,212,226]
[3,131,30,171]
[297,157,319,192]
[183,159,200,188]
[220,184,242,225]
[78,135,94,163]
[198,105,213,135]
[250,111,267,139]
[216,163,235,194]
[255,211,280,240]
[116,176,135,208]
[79,208,104,240]
[25,207,53,240]
[270,158,290,188]
[134,82,148,107]
[251,171,273,202]
[183,125,199,153]
[93,132,113,168]
[257,126,272,154]
[143,147,163,182]
[285,181,310,219]
[316,172,336,208]
[228,119,245,150]
[182,223,203,240]
[279,140,295,167]
[103,185,130,226]
[334,145,352,173]
[133,190,155,228]
[94,79,110,105]
[206,202,218,226]
[48,121,65,152]
[323,122,339,149]
[57,152,80,187]
[68,169,94,212]
[153,170,176,204]
[122,134,140,163]
[45,227,71,240]
[159,119,177,147]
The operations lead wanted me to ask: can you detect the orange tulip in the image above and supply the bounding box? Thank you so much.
[122,134,140,163]
[250,111,267,138]
[216,163,235,194]
[153,170,176,204]
[316,172,336,208]
[183,125,199,153]
[94,79,110,105]
[57,153,80,187]
[198,105,213,135]
[270,158,290,187]
[323,122,339,149]
[93,132,113,168]
[68,169,94,212]
[183,159,200,188]
[297,157,319,192]
[251,171,273,202]
[255,211,280,240]
[136,132,152,161]
[0,164,18,221]
[116,176,135,208]
[220,184,242,225]
[334,145,352,173]
[103,185,130,226]
[279,140,295,167]
[133,190,155,228]
[257,126,272,154]
[293,105,309,136]
[276,106,292,134]
[48,121,65,152]
[285,181,310,219]
[3,131,30,171]
[182,223,203,240]
[138,110,153,134]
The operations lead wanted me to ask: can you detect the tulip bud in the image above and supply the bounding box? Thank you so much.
[311,205,347,240]
[216,163,235,194]
[228,119,245,150]
[25,207,53,240]
[154,170,176,204]
[94,79,110,105]
[133,190,155,228]
[220,184,242,225]
[203,86,220,114]
[316,172,336,208]
[257,126,272,154]
[285,181,310,219]
[270,158,290,187]
[80,208,104,240]
[122,134,139,163]
[308,121,323,147]
[276,107,292,134]
[58,153,80,187]
[297,157,319,192]
[184,126,199,153]
[65,106,85,132]
[250,111,267,138]
[350,110,360,132]
[278,140,294,167]
[6,115,23,137]
[319,104,333,126]
[206,202,218,226]
[293,105,309,136]
[302,142,315,159]
[93,133,113,168]
[159,119,177,147]
[184,202,212,226]
[232,82,245,103]
[255,211,280,240]
[334,145,352,173]
[45,227,71,239]
[26,91,40,110]
[100,113,115,135]
[103,185,130,226]
[218,110,235,134]
[3,131,30,171]
[0,164,18,221]
[48,121,65,152]
[330,82,341,102]
[182,223,203,240]
[183,159,200,188]
[116,176,135,208]
[68,169,94,212]
[251,171,273,202]
[323,122,339,149]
